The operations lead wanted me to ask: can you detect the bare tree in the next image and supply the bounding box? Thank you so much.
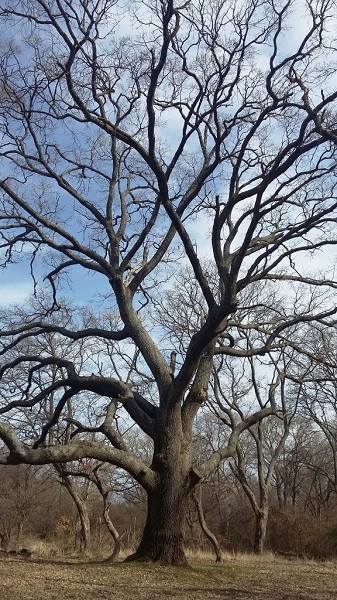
[299,364,337,505]
[215,346,298,554]
[58,462,124,561]
[1,0,337,565]
[55,465,92,552]
[271,324,337,514]
[0,464,51,551]
[271,416,316,511]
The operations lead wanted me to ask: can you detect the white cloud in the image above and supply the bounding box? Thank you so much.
[0,282,32,306]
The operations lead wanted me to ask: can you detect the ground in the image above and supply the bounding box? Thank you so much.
[0,554,337,599]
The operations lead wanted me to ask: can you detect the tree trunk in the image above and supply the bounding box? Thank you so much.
[76,499,91,552]
[126,483,189,565]
[126,444,193,561]
[191,486,223,562]
[102,494,121,562]
[0,532,10,552]
[17,522,23,545]
[125,402,197,566]
[63,477,91,551]
[253,509,268,555]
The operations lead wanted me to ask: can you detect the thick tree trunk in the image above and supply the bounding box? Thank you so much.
[126,483,189,565]
[125,402,198,565]
[127,437,193,561]
[253,509,268,555]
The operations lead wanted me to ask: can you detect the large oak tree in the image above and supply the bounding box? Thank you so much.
[1,0,337,564]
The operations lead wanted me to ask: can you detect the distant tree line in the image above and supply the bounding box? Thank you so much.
[2,401,337,560]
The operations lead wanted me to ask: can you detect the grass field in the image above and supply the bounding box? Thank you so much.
[1,554,337,599]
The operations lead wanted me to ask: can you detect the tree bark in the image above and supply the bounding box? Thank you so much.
[63,476,91,551]
[125,406,194,566]
[0,532,10,552]
[102,494,121,562]
[17,522,23,545]
[191,486,223,562]
[126,483,189,565]
[253,509,268,555]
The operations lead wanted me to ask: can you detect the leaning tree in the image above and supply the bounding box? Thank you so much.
[1,0,337,564]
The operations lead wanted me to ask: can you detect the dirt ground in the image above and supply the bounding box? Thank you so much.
[0,555,337,600]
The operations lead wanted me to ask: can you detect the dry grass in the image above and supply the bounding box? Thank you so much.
[1,553,337,599]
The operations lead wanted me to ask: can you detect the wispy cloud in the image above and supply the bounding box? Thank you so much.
[0,282,32,306]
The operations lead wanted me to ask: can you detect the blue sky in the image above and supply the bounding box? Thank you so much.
[1,0,336,311]
[0,253,113,309]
